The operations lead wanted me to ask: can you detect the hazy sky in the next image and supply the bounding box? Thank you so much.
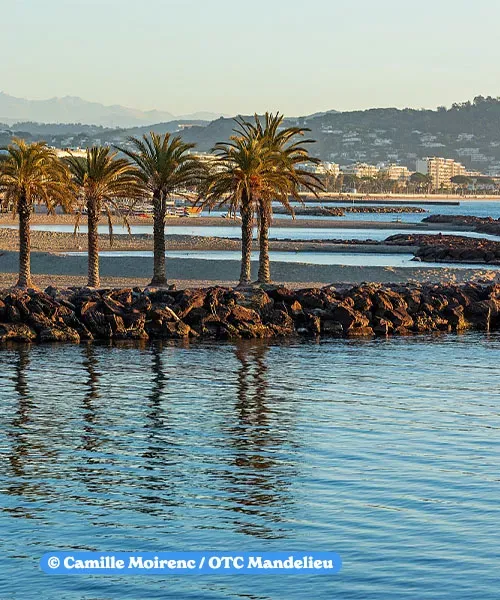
[4,0,500,116]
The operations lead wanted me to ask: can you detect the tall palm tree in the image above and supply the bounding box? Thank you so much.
[239,113,323,284]
[66,146,143,288]
[0,138,73,288]
[200,121,291,286]
[117,133,202,287]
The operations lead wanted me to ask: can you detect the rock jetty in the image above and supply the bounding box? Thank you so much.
[423,214,500,236]
[0,283,499,344]
[273,206,427,217]
[386,234,500,265]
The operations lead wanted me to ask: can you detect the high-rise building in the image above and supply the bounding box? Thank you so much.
[416,157,466,189]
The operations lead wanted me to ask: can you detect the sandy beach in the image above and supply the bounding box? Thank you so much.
[0,250,498,290]
[1,209,490,292]
[1,213,498,290]
[0,212,476,232]
[0,212,477,255]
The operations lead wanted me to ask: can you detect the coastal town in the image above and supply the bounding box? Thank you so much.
[44,148,500,197]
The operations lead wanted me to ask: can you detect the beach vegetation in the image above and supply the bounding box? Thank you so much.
[65,146,144,288]
[118,133,203,287]
[0,138,74,288]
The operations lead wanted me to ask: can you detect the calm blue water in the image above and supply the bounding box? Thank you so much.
[1,335,499,599]
[2,224,498,241]
[206,200,500,222]
[63,249,500,270]
[283,200,500,221]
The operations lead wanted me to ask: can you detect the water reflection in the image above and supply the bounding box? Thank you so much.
[218,342,298,538]
[4,347,47,519]
[1,335,500,599]
[8,347,32,479]
[136,341,180,514]
[80,343,100,453]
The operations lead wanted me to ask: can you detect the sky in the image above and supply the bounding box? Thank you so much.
[4,0,500,116]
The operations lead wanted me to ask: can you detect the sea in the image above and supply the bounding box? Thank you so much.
[1,334,499,599]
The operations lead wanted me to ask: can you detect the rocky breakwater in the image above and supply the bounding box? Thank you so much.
[273,206,427,217]
[423,214,500,236]
[0,283,499,344]
[386,233,500,265]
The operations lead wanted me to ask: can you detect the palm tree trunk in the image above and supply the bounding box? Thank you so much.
[257,201,271,284]
[151,191,167,287]
[87,198,100,288]
[16,194,32,289]
[239,204,253,285]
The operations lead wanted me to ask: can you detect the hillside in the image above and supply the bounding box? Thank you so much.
[150,96,500,175]
[2,96,500,174]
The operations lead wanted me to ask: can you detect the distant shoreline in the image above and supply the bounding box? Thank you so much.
[302,193,500,204]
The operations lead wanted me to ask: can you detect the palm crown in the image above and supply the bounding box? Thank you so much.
[0,138,73,213]
[0,138,74,288]
[238,112,324,215]
[119,132,202,196]
[117,132,203,286]
[65,146,143,241]
[201,130,289,214]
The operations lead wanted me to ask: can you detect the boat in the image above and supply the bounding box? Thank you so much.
[184,206,202,216]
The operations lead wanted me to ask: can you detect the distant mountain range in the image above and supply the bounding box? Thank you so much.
[0,92,227,128]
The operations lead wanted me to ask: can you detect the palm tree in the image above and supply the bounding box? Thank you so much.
[199,121,289,286]
[0,138,73,288]
[117,133,202,287]
[238,113,323,284]
[66,146,143,288]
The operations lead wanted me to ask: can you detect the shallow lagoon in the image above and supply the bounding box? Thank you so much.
[64,249,500,270]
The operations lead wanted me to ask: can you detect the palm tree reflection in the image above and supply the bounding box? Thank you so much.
[4,346,42,518]
[80,343,101,453]
[8,347,32,479]
[223,341,297,539]
[135,341,178,515]
[146,341,168,432]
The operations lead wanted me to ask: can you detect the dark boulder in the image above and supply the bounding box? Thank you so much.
[39,326,80,344]
[0,323,36,343]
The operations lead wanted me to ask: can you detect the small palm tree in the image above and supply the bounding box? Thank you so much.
[117,133,202,287]
[200,122,289,286]
[0,138,73,288]
[66,146,143,288]
[238,113,323,283]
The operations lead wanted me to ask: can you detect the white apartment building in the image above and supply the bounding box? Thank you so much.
[379,164,411,181]
[54,148,87,158]
[302,162,340,177]
[342,163,380,178]
[416,157,466,189]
